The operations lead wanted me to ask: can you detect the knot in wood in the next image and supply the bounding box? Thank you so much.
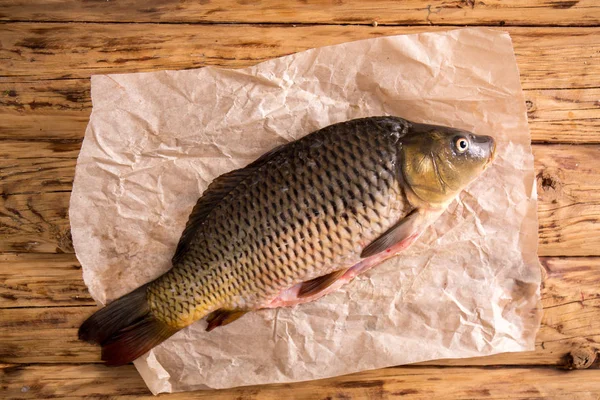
[562,346,598,370]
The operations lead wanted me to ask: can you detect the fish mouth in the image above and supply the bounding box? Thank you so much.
[484,137,496,169]
[472,134,496,169]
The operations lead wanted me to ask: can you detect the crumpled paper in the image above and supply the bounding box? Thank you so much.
[70,28,542,394]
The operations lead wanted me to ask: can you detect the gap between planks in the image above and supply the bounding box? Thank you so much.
[1,20,600,28]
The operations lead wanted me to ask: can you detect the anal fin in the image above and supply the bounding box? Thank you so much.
[298,269,348,298]
[205,309,248,332]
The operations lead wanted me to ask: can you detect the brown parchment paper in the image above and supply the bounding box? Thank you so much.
[70,28,542,394]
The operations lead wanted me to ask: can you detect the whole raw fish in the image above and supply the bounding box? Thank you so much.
[79,116,496,365]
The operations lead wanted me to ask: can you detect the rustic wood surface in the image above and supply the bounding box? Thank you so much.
[2,255,599,366]
[1,0,599,26]
[1,1,599,399]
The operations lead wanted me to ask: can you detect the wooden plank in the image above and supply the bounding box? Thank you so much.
[525,88,600,144]
[1,256,599,365]
[0,79,90,140]
[535,145,600,257]
[0,251,597,309]
[1,158,75,195]
[0,253,93,307]
[1,24,599,90]
[2,363,600,400]
[539,257,600,309]
[2,145,599,256]
[1,0,599,26]
[0,300,598,365]
[0,192,73,254]
[0,307,97,364]
[0,140,79,195]
[2,80,600,143]
[3,253,597,310]
[0,140,81,159]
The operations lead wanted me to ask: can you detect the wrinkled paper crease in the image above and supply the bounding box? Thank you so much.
[70,28,542,394]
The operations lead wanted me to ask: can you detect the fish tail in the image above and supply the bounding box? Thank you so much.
[78,284,178,366]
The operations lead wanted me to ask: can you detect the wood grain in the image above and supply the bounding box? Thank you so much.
[0,139,80,194]
[2,255,596,310]
[3,363,600,400]
[2,145,599,256]
[0,307,96,363]
[2,256,599,365]
[1,158,75,195]
[1,2,599,397]
[1,24,599,90]
[1,0,599,26]
[0,140,81,160]
[0,253,92,307]
[0,79,90,141]
[535,145,600,257]
[2,81,600,143]
[0,192,73,254]
[525,88,600,143]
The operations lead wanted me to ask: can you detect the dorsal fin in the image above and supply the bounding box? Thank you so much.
[172,143,288,264]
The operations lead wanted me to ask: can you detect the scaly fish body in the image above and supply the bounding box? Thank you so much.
[149,117,410,327]
[79,116,496,366]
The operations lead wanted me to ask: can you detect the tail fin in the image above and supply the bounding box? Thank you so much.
[78,285,178,366]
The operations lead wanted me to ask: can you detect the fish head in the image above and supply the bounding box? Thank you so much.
[399,122,496,208]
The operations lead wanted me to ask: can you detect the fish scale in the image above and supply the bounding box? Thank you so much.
[147,117,409,327]
[79,116,496,366]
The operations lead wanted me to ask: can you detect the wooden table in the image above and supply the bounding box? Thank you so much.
[1,1,599,399]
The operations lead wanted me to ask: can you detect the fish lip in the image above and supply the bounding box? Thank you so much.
[484,137,497,168]
[471,134,496,169]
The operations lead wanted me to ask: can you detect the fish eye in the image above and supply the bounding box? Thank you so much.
[455,137,469,153]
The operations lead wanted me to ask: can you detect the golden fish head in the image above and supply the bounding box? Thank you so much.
[400,122,496,207]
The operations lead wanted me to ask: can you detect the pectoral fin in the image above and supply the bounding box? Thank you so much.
[298,269,349,298]
[360,209,423,258]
